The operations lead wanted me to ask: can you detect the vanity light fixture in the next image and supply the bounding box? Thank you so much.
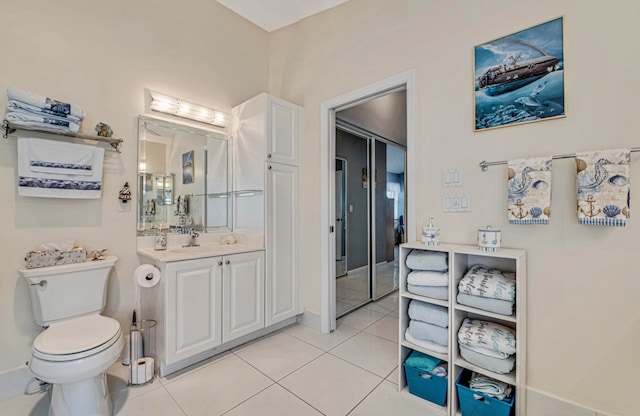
[149,91,227,128]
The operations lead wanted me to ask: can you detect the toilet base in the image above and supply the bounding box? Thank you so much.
[49,372,113,416]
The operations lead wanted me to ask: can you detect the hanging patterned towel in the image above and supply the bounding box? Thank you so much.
[576,149,630,226]
[507,156,552,224]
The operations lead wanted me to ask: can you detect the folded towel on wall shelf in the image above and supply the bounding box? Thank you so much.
[7,99,82,123]
[458,265,515,302]
[576,148,630,227]
[17,138,104,199]
[404,329,448,355]
[459,344,515,374]
[409,319,448,346]
[7,87,85,119]
[407,284,448,300]
[407,270,448,287]
[508,156,552,224]
[456,293,514,316]
[470,372,512,400]
[405,250,448,272]
[457,318,516,356]
[5,111,80,133]
[408,300,448,328]
[28,138,95,175]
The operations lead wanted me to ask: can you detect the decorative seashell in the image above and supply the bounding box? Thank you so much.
[608,175,628,186]
[623,207,628,217]
[508,168,515,180]
[543,207,551,216]
[575,159,587,173]
[529,207,543,218]
[532,180,548,190]
[602,204,621,218]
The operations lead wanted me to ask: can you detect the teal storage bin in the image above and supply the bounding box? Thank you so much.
[456,369,514,416]
[403,352,447,406]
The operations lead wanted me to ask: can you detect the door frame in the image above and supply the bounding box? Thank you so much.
[320,70,416,333]
[335,156,348,277]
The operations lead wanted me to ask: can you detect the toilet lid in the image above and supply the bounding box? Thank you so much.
[33,315,120,356]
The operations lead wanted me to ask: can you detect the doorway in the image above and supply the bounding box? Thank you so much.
[334,123,406,318]
[320,70,415,333]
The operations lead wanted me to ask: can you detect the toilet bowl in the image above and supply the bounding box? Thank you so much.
[20,256,123,416]
[30,315,124,415]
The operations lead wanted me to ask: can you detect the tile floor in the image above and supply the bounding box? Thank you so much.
[0,291,438,416]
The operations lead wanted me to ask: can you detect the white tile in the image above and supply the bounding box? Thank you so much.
[107,362,163,406]
[224,384,322,416]
[364,315,399,343]
[330,331,398,378]
[233,332,323,380]
[159,351,232,385]
[0,391,49,416]
[527,388,597,416]
[279,354,382,416]
[338,307,386,331]
[164,354,273,416]
[350,380,434,416]
[285,322,359,351]
[386,367,400,385]
[113,385,186,416]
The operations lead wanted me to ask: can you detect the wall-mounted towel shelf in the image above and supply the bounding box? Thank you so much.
[2,120,123,153]
[479,147,640,171]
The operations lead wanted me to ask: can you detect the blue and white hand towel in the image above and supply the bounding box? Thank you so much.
[5,111,81,133]
[507,156,552,224]
[7,87,85,119]
[576,149,630,226]
[7,100,83,123]
[17,138,104,199]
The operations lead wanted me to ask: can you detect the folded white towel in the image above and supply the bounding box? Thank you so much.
[408,300,448,328]
[17,138,104,199]
[7,100,82,123]
[404,328,448,355]
[470,372,512,400]
[7,87,85,119]
[5,111,80,133]
[458,264,515,301]
[457,318,516,356]
[407,270,448,287]
[409,319,448,346]
[27,137,95,175]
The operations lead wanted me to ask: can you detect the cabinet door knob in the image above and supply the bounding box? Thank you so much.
[268,165,272,170]
[267,153,272,158]
[218,261,223,266]
[225,260,230,265]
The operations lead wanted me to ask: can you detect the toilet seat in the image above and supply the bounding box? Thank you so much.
[33,315,121,362]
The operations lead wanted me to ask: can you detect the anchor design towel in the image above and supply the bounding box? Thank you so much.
[576,149,630,226]
[507,156,552,224]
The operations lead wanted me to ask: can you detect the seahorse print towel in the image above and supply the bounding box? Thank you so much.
[507,156,552,224]
[576,149,630,226]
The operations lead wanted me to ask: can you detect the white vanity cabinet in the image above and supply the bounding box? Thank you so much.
[141,250,267,376]
[233,93,301,327]
[398,242,526,416]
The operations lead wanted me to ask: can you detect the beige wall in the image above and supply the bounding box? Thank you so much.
[0,0,267,378]
[269,1,640,415]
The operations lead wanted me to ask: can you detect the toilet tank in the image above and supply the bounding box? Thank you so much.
[19,256,118,327]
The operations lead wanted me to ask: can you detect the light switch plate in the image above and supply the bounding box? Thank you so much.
[443,168,462,187]
[443,193,471,212]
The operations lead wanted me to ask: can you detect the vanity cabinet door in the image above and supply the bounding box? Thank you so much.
[266,95,298,166]
[222,251,265,342]
[265,163,299,326]
[165,257,223,365]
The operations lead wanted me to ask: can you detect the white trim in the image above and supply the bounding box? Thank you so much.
[320,70,416,333]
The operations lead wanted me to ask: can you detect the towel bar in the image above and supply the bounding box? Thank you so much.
[2,120,123,152]
[479,147,640,171]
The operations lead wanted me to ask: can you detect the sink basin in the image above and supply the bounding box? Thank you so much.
[169,245,225,254]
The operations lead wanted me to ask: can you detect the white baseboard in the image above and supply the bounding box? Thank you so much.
[298,309,322,332]
[526,386,616,416]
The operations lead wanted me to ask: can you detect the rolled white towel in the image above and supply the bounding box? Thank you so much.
[7,87,85,119]
[5,111,80,133]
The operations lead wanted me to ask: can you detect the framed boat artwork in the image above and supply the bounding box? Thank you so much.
[474,17,565,131]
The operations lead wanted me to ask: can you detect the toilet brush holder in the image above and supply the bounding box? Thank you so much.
[128,319,157,385]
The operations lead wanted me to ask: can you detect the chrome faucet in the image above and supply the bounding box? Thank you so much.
[184,228,200,247]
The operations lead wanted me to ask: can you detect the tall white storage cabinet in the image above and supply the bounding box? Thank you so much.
[399,242,526,416]
[233,93,300,327]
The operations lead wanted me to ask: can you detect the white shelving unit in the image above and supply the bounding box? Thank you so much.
[399,242,526,416]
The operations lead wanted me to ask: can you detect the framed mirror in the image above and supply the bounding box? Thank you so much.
[137,115,232,235]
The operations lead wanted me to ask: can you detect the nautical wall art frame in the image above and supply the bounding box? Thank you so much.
[182,150,194,184]
[474,16,565,131]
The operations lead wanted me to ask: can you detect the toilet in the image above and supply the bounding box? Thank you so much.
[20,256,123,416]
